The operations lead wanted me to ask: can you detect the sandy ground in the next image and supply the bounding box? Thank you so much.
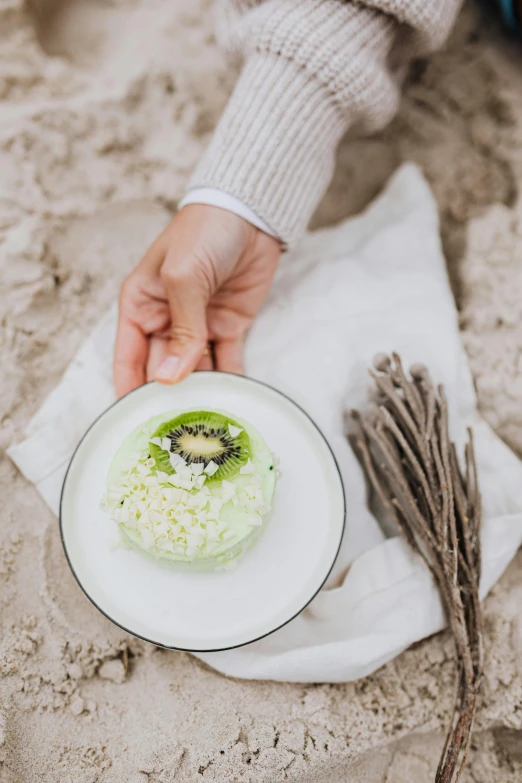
[1,1,522,781]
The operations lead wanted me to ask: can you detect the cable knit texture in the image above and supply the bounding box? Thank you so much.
[189,0,462,245]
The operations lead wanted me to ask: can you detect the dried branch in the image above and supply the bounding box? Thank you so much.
[350,354,483,783]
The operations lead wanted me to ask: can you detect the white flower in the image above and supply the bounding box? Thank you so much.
[103,449,271,558]
[220,480,236,502]
[169,452,183,470]
[204,460,219,476]
[209,496,223,514]
[206,522,219,542]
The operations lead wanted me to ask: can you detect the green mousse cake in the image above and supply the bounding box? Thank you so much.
[101,408,277,569]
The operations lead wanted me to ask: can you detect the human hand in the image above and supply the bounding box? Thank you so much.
[113,204,281,398]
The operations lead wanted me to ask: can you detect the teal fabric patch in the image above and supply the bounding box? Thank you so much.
[498,0,520,32]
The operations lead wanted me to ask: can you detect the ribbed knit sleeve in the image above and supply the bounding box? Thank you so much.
[188,0,462,246]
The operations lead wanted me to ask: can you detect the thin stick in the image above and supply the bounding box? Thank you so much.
[350,354,483,783]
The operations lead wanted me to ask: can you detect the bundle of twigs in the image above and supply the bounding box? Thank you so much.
[349,353,483,783]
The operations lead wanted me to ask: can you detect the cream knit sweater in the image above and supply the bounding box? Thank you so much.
[189,0,462,246]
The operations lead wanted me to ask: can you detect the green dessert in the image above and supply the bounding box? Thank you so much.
[101,409,276,569]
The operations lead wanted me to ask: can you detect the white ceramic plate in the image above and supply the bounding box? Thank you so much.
[60,373,345,651]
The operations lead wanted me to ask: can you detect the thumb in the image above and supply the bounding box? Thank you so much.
[155,263,209,384]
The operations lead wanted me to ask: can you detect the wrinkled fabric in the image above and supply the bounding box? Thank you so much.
[9,164,522,682]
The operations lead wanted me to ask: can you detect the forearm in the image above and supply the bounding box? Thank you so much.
[186,0,463,246]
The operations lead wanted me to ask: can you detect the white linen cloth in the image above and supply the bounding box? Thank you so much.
[8,164,522,683]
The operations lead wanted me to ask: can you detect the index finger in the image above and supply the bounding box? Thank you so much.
[113,312,148,398]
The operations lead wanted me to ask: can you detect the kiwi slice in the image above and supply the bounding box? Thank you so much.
[149,410,251,481]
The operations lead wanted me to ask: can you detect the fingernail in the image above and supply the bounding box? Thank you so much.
[155,355,181,382]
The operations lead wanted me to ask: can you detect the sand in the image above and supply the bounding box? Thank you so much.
[1,0,522,780]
